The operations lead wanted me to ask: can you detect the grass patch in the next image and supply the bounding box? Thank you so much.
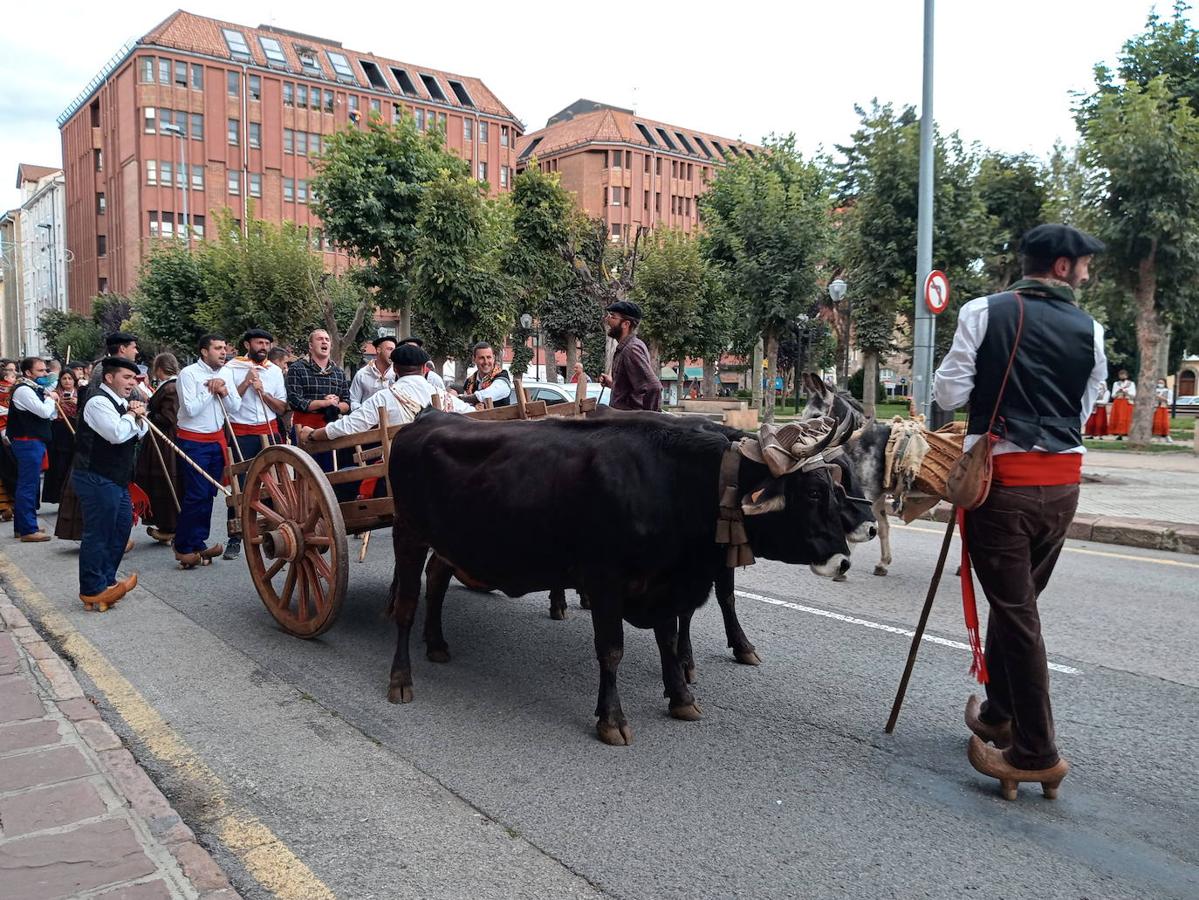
[1083,439,1193,453]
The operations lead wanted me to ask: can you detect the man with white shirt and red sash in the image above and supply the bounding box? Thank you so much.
[72,357,148,610]
[934,224,1107,801]
[174,334,240,568]
[222,329,288,560]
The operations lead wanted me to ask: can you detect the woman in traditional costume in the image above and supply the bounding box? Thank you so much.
[1109,369,1135,439]
[43,370,80,504]
[134,354,181,543]
[1084,381,1109,438]
[1152,379,1172,442]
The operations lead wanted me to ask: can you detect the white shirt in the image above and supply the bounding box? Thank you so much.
[83,383,149,444]
[11,382,58,420]
[325,374,434,438]
[350,362,395,411]
[1111,379,1136,402]
[469,370,514,404]
[177,360,242,434]
[426,369,447,395]
[1094,382,1110,405]
[933,295,1107,455]
[224,358,287,426]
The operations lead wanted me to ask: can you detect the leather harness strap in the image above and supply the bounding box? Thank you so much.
[715,442,754,569]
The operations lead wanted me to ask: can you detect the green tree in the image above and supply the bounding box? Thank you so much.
[37,310,101,362]
[976,153,1049,290]
[310,115,462,334]
[701,135,831,421]
[130,242,209,358]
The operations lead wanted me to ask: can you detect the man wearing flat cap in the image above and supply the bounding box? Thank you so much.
[600,300,662,411]
[399,336,447,395]
[934,223,1108,800]
[72,356,149,610]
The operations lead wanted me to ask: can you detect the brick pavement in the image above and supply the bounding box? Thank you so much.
[0,593,239,900]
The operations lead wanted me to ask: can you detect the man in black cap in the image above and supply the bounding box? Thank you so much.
[399,336,447,395]
[934,223,1109,800]
[600,300,662,411]
[72,357,148,611]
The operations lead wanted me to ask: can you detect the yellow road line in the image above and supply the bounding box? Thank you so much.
[0,553,335,900]
[901,524,1199,570]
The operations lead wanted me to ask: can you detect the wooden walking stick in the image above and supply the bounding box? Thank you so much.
[52,398,76,435]
[885,511,958,734]
[217,394,245,464]
[143,419,232,497]
[148,431,181,514]
[358,530,371,563]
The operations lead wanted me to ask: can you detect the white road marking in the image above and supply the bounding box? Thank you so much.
[734,589,1081,675]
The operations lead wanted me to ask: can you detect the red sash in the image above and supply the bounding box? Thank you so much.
[293,411,326,429]
[231,421,280,437]
[992,452,1082,487]
[176,428,228,449]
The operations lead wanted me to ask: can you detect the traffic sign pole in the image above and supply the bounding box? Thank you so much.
[911,0,936,421]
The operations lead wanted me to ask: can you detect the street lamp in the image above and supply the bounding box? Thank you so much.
[828,278,850,389]
[160,122,190,248]
[792,313,810,414]
[519,313,537,380]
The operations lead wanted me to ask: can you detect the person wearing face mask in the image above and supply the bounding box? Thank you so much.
[1152,379,1173,442]
[8,357,59,541]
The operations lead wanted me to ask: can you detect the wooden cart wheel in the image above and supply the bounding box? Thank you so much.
[241,445,348,638]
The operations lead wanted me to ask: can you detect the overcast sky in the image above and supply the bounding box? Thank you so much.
[0,1,1181,212]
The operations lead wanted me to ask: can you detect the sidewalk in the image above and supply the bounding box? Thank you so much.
[0,593,238,900]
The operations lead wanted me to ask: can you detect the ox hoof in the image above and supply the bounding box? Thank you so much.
[550,607,566,621]
[684,664,697,685]
[833,572,848,582]
[387,683,414,704]
[596,721,634,746]
[873,565,889,577]
[734,648,762,666]
[669,702,703,721]
[426,647,450,664]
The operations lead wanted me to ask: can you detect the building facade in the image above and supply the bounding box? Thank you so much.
[515,100,759,240]
[0,209,22,358]
[58,10,524,314]
[0,166,68,357]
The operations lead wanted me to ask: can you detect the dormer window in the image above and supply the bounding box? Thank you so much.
[296,45,321,75]
[327,51,357,83]
[222,29,252,60]
[258,36,288,68]
[419,74,447,102]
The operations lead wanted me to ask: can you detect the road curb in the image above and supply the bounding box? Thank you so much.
[0,594,242,900]
[921,504,1199,555]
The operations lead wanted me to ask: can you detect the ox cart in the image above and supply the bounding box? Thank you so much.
[224,384,597,638]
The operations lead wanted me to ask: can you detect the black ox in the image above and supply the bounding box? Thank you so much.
[387,408,864,745]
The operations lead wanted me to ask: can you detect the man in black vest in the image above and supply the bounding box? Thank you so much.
[9,357,58,541]
[72,357,148,611]
[934,224,1108,800]
[458,342,513,407]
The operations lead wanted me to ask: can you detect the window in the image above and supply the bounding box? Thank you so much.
[655,192,661,212]
[477,162,487,182]
[419,73,448,102]
[191,165,204,190]
[189,113,203,140]
[327,51,356,82]
[685,197,691,215]
[711,140,727,158]
[439,112,447,129]
[174,60,188,87]
[148,211,159,237]
[656,158,662,175]
[297,47,321,75]
[392,103,402,124]
[359,60,389,90]
[96,193,106,215]
[644,155,651,173]
[348,95,358,114]
[160,160,173,185]
[675,132,696,154]
[146,160,157,185]
[479,121,488,143]
[259,36,288,67]
[158,58,170,85]
[500,126,509,147]
[249,75,261,101]
[191,64,203,90]
[192,215,205,239]
[297,84,308,107]
[656,128,678,151]
[391,67,418,96]
[283,82,294,106]
[227,70,239,97]
[636,122,658,147]
[369,98,381,115]
[672,160,678,178]
[500,165,509,188]
[744,147,755,159]
[644,190,650,210]
[728,145,742,157]
[94,149,103,172]
[414,109,425,131]
[611,224,622,238]
[687,163,693,180]
[249,173,262,198]
[98,278,108,294]
[161,215,174,239]
[248,122,261,148]
[284,128,293,154]
[309,88,321,110]
[284,178,294,202]
[228,118,239,145]
[228,171,240,195]
[222,28,252,60]
[324,90,334,113]
[611,187,620,206]
[97,235,107,257]
[296,132,307,156]
[448,80,474,107]
[464,118,473,141]
[694,136,713,157]
[610,150,620,169]
[140,57,154,83]
[297,179,308,203]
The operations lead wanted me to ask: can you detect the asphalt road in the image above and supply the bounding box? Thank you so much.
[2,506,1196,900]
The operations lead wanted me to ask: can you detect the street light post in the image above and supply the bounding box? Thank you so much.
[161,123,190,248]
[519,313,537,379]
[828,278,849,389]
[792,313,810,414]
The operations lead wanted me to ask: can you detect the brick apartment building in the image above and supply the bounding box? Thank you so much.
[516,99,759,240]
[58,10,523,316]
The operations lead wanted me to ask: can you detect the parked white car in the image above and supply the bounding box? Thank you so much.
[521,381,610,406]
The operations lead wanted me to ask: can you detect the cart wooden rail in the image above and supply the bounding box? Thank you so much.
[225,384,598,637]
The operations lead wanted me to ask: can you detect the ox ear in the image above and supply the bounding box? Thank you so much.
[742,479,786,516]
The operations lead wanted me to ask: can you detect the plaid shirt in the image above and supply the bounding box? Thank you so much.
[285,357,351,417]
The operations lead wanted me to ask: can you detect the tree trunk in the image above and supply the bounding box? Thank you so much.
[541,328,555,381]
[862,349,879,419]
[564,334,578,380]
[702,359,717,398]
[399,303,412,340]
[1129,245,1162,447]
[647,340,663,403]
[432,355,447,385]
[763,331,778,424]
[751,338,764,411]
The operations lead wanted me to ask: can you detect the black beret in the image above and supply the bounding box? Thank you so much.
[391,344,430,367]
[106,331,138,345]
[397,335,423,347]
[242,328,275,343]
[1020,224,1105,260]
[100,356,140,375]
[605,300,643,321]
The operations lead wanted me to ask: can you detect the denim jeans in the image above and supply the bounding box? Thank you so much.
[175,439,226,554]
[11,438,46,536]
[72,469,131,596]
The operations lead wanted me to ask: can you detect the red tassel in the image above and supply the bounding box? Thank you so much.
[957,507,989,684]
[129,482,152,526]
